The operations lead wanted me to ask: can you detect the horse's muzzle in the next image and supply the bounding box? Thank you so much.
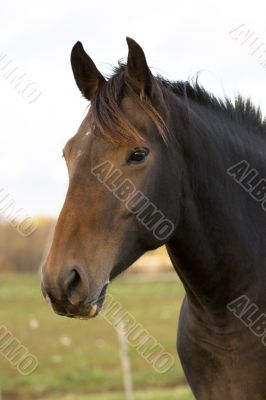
[41,266,109,319]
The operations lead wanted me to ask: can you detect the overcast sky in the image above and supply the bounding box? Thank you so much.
[1,0,266,217]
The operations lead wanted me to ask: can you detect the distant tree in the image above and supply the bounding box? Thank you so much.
[0,217,55,274]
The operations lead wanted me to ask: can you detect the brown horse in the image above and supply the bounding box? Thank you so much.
[42,38,266,399]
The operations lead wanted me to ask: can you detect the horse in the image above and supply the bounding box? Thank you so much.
[41,37,266,399]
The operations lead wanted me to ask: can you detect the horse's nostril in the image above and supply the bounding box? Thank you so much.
[67,270,81,294]
[64,268,88,306]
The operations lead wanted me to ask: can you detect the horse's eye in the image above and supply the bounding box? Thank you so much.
[127,148,149,164]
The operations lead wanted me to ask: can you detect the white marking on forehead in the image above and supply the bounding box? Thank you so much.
[85,124,95,136]
[76,150,83,158]
[84,124,95,136]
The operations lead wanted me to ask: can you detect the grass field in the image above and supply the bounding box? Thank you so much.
[0,274,194,400]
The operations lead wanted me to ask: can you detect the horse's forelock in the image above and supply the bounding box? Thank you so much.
[88,69,168,146]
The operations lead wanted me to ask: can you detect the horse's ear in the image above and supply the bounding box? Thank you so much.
[71,41,106,100]
[126,37,153,96]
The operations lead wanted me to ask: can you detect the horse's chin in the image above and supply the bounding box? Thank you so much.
[71,282,109,320]
[72,288,108,320]
[51,282,109,320]
[71,303,100,320]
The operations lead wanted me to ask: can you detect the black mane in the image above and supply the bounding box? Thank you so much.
[111,64,266,135]
[157,76,266,135]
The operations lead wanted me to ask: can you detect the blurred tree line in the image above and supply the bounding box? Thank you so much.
[0,217,55,273]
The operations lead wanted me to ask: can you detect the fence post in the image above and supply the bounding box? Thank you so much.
[117,320,133,400]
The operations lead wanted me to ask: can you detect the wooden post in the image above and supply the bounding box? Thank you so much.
[117,320,133,400]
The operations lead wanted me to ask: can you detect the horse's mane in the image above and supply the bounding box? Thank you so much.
[89,63,266,145]
[158,76,266,135]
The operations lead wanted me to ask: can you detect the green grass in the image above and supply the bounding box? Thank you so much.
[44,386,192,400]
[0,274,194,400]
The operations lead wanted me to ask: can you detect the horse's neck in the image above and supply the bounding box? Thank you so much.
[166,94,266,316]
